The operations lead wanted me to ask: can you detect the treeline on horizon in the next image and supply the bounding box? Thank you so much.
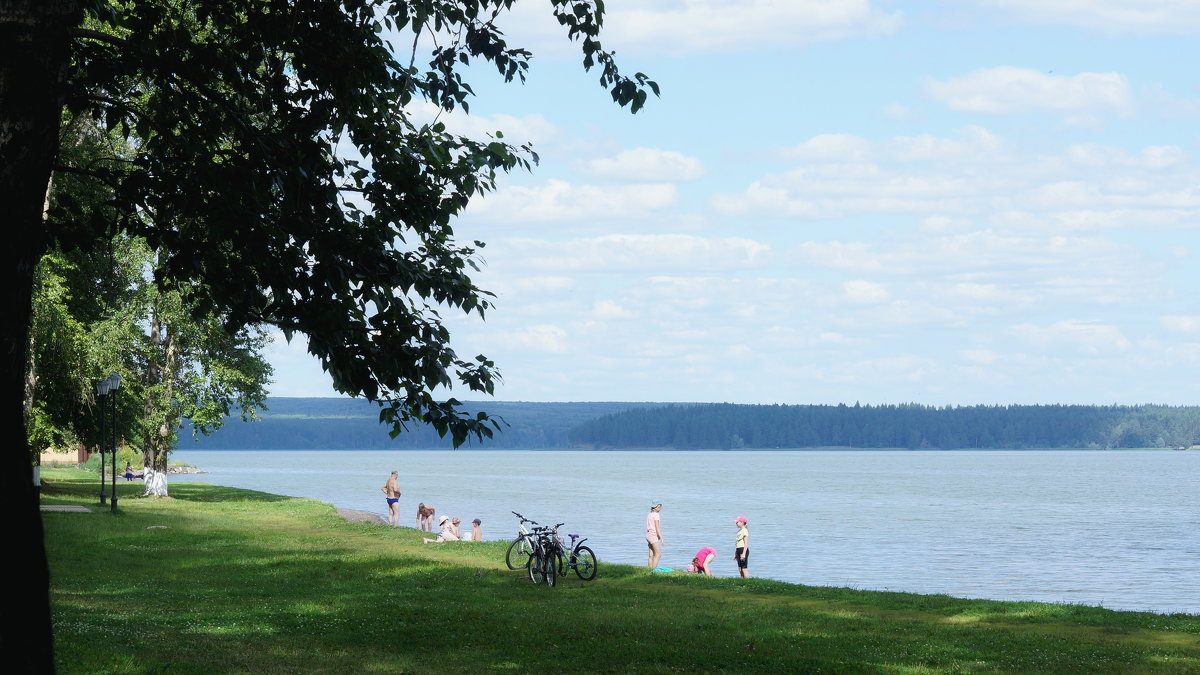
[566,403,1200,450]
[184,399,1200,451]
[182,399,665,450]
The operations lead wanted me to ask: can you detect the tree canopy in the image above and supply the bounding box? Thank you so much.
[59,0,656,444]
[1,0,655,668]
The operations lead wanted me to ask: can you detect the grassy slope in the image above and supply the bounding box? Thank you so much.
[41,469,1199,674]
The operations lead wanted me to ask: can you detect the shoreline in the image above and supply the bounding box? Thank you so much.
[335,507,387,525]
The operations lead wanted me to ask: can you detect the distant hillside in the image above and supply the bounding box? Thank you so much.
[567,402,1200,450]
[182,398,667,450]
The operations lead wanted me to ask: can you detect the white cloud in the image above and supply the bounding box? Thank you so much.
[843,355,940,383]
[582,147,705,181]
[500,234,771,274]
[405,101,560,146]
[607,0,904,54]
[467,179,678,222]
[982,0,1200,34]
[593,300,635,320]
[885,126,1007,161]
[784,133,873,162]
[923,67,1132,116]
[500,324,569,355]
[1161,315,1200,334]
[494,0,901,59]
[717,129,1200,233]
[960,348,1000,365]
[485,276,577,298]
[843,280,890,304]
[1010,320,1131,354]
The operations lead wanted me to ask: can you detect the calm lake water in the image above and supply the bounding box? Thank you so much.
[171,449,1199,614]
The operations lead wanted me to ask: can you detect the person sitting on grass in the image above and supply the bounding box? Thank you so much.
[469,518,483,541]
[422,515,459,543]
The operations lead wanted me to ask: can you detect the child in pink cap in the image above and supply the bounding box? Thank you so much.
[733,516,749,578]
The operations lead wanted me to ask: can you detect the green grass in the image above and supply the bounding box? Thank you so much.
[41,468,1199,674]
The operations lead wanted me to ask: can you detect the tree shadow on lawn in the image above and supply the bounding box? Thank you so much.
[41,475,292,503]
[158,481,293,503]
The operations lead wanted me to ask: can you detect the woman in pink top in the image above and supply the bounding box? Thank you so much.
[645,501,663,569]
[691,546,716,576]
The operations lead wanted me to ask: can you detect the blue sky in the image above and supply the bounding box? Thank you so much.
[268,0,1200,406]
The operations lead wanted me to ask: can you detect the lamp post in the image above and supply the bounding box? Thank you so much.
[107,373,122,513]
[95,379,111,505]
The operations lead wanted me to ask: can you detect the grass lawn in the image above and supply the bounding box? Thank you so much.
[41,467,1199,673]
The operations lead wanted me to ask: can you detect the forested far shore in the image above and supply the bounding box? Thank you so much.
[181,399,666,449]
[178,398,1200,451]
[568,403,1200,450]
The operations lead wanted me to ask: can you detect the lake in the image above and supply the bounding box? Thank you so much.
[171,448,1200,614]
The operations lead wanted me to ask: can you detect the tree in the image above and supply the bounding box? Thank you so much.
[134,240,272,495]
[26,251,91,458]
[36,114,273,495]
[2,0,655,667]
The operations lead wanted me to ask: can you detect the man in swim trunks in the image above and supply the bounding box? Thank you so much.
[381,470,401,526]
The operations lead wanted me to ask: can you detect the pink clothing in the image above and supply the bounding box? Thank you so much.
[694,547,716,569]
[645,510,661,541]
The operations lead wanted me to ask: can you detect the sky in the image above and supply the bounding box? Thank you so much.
[267,0,1200,406]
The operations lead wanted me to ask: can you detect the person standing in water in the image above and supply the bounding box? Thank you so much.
[381,470,401,526]
[646,501,664,569]
[734,515,750,578]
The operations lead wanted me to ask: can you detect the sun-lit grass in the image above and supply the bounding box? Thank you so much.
[42,467,1199,673]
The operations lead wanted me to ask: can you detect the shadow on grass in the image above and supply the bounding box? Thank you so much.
[40,473,292,503]
[161,482,293,503]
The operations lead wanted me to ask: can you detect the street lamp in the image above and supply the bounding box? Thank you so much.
[107,373,122,514]
[95,378,111,505]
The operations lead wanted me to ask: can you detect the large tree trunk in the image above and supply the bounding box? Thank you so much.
[141,297,172,495]
[0,0,81,670]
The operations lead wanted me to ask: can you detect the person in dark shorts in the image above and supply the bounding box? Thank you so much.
[733,515,750,578]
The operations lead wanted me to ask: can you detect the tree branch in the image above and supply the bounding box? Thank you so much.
[70,27,126,47]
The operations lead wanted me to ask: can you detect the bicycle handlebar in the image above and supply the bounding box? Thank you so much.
[512,511,538,525]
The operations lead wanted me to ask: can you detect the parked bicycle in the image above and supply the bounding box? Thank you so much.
[526,523,563,587]
[551,532,598,581]
[505,511,539,570]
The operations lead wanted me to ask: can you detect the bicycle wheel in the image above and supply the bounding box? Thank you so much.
[572,546,598,581]
[545,551,559,587]
[554,548,567,577]
[527,548,543,584]
[506,535,531,570]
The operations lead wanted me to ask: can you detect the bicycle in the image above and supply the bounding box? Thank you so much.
[505,511,540,570]
[526,523,563,587]
[552,532,598,581]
